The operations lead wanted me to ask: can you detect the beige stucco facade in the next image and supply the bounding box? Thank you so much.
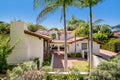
[68,39,100,54]
[7,21,45,66]
[93,55,106,67]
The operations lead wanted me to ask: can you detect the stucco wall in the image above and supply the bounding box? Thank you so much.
[68,39,100,54]
[7,21,44,66]
[7,21,29,64]
[25,34,44,66]
[93,55,106,67]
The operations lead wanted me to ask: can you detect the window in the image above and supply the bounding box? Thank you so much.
[82,43,87,50]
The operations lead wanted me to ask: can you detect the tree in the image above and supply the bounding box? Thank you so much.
[79,0,103,73]
[28,24,38,32]
[38,25,48,30]
[49,27,59,31]
[57,31,61,40]
[0,35,15,73]
[34,0,80,71]
[51,33,56,40]
[112,24,120,32]
[67,16,79,53]
[76,20,89,37]
[100,24,112,35]
[67,16,79,31]
[0,22,10,34]
[93,33,109,42]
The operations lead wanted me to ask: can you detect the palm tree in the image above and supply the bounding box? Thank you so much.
[112,24,120,32]
[67,16,79,53]
[34,0,80,71]
[79,0,103,73]
[57,31,61,40]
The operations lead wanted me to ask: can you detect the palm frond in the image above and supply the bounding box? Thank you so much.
[79,0,103,7]
[36,2,59,24]
[34,0,55,9]
[93,19,103,26]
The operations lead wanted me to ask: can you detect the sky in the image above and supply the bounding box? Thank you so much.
[0,0,120,29]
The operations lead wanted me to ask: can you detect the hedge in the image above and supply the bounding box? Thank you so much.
[101,38,120,53]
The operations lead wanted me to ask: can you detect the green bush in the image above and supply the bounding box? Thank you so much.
[42,61,51,66]
[6,61,86,80]
[41,66,52,72]
[101,38,120,53]
[42,54,52,66]
[68,53,82,58]
[44,72,84,80]
[7,61,37,80]
[20,70,44,80]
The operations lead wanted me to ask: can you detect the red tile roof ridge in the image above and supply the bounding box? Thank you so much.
[24,30,51,40]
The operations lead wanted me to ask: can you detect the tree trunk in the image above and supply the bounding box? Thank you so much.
[89,5,93,73]
[63,1,67,71]
[75,33,77,53]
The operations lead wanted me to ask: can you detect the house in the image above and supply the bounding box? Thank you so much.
[51,37,117,66]
[36,30,74,40]
[51,37,100,55]
[7,21,51,66]
[111,32,120,38]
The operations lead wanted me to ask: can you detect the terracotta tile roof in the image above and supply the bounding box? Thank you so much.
[60,31,72,34]
[68,37,87,43]
[100,49,117,57]
[24,30,51,41]
[35,30,48,35]
[51,37,101,44]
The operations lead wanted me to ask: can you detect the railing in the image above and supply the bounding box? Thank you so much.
[48,72,89,75]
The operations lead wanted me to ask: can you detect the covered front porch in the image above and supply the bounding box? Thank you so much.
[50,40,88,59]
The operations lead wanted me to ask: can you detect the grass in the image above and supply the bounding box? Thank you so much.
[71,61,89,72]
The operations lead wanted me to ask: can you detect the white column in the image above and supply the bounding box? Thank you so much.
[58,45,60,55]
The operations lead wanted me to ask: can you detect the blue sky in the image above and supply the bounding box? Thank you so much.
[0,0,120,29]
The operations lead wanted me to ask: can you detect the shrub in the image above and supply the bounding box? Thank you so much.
[68,53,82,58]
[20,70,44,80]
[88,54,120,80]
[41,66,52,72]
[42,54,52,66]
[7,61,37,80]
[44,68,84,80]
[101,38,120,53]
[42,61,51,66]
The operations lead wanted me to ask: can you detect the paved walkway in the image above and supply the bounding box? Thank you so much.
[53,53,87,71]
[100,49,117,57]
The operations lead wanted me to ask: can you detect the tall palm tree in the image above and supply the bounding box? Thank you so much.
[67,16,79,53]
[79,0,103,73]
[34,0,80,71]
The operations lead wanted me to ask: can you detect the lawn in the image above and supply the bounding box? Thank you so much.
[71,61,89,72]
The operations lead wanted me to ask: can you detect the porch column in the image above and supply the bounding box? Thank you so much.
[58,45,60,55]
